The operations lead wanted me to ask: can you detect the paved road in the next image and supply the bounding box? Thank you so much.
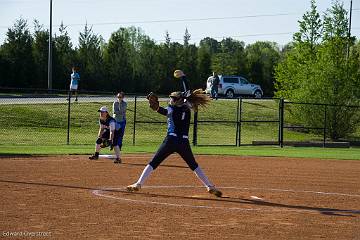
[0,95,267,105]
[0,96,135,105]
[0,96,171,105]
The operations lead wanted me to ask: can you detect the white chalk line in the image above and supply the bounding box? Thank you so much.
[137,185,360,198]
[92,189,263,212]
[91,185,360,214]
[221,186,360,198]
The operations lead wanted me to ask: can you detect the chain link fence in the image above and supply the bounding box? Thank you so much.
[282,100,360,147]
[1,93,359,147]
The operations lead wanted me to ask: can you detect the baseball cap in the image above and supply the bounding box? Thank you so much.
[97,106,108,112]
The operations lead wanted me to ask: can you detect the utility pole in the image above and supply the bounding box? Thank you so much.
[47,0,53,91]
[347,0,353,60]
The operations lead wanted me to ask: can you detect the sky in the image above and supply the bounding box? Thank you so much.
[0,0,359,47]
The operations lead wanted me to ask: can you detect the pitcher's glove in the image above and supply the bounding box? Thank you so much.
[147,92,159,111]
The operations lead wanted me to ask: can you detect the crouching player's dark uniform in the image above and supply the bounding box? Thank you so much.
[96,116,119,147]
[89,106,121,163]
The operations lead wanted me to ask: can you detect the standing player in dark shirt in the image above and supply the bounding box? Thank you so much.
[126,71,222,197]
[211,73,220,100]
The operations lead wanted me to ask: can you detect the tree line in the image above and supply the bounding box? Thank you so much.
[275,0,360,140]
[0,19,281,96]
[0,1,359,99]
[0,0,359,140]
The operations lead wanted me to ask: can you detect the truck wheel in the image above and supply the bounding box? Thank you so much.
[254,90,262,99]
[226,90,234,98]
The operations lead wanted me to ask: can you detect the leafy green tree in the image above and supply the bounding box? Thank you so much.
[157,32,180,93]
[232,41,247,77]
[313,2,359,139]
[211,38,244,75]
[275,0,322,99]
[353,40,360,98]
[178,28,199,88]
[279,42,295,59]
[245,41,280,96]
[129,27,159,93]
[293,0,322,51]
[0,50,12,87]
[53,22,75,89]
[323,1,348,40]
[1,18,34,87]
[197,43,212,88]
[32,20,49,89]
[197,37,220,87]
[275,0,360,140]
[211,52,237,75]
[104,27,141,92]
[78,24,105,91]
[199,37,220,55]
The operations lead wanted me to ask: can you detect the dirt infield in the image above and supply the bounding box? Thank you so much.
[0,154,359,240]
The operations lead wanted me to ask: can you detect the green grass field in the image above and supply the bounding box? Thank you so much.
[0,99,321,145]
[0,145,359,160]
[0,97,359,160]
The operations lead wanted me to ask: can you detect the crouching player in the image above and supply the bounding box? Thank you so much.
[89,106,122,163]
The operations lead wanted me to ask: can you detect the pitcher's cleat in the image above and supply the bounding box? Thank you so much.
[126,183,141,192]
[207,186,222,197]
[113,158,122,164]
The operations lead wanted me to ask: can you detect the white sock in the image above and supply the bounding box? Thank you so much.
[136,164,154,185]
[194,166,213,188]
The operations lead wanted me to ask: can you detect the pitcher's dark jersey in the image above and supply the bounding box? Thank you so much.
[149,103,198,171]
[157,104,191,138]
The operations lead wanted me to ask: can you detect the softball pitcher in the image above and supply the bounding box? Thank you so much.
[126,70,222,197]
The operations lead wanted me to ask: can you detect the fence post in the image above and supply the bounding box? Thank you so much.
[278,98,284,148]
[66,91,71,145]
[237,98,242,147]
[133,95,137,146]
[323,105,327,148]
[193,111,198,146]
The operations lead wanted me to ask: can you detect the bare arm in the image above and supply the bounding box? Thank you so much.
[109,121,116,141]
[97,126,104,138]
[113,101,120,114]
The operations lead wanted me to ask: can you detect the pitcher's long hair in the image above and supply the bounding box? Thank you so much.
[186,89,211,112]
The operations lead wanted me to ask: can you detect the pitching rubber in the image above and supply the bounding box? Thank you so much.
[98,154,117,159]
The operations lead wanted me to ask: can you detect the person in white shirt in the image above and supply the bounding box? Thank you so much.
[69,66,80,101]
